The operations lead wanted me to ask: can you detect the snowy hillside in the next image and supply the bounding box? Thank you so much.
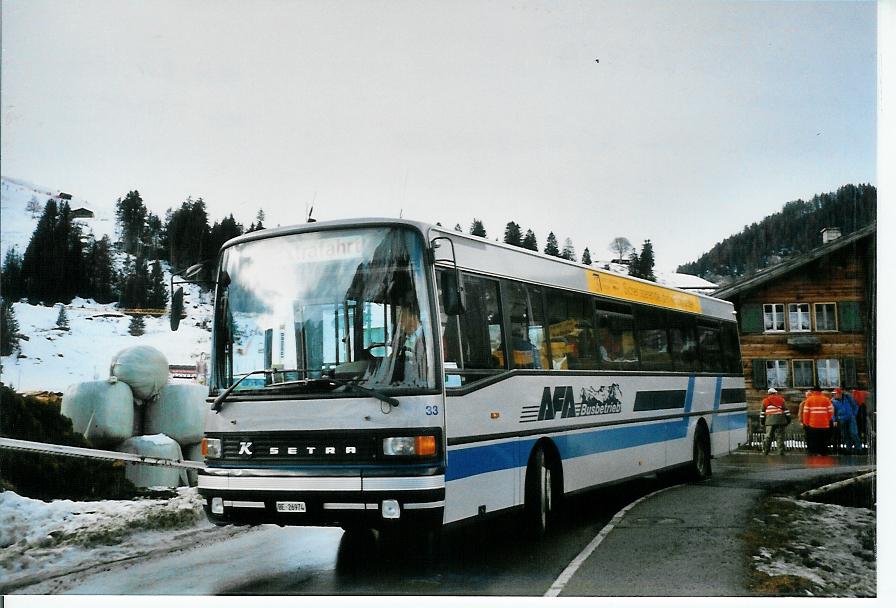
[1,278,212,393]
[0,176,115,256]
[1,176,213,393]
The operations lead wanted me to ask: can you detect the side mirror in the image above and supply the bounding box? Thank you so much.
[442,271,466,316]
[183,262,206,280]
[170,287,184,331]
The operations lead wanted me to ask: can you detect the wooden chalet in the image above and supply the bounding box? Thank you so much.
[713,223,876,417]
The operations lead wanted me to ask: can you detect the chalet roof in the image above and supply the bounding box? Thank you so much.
[713,223,876,301]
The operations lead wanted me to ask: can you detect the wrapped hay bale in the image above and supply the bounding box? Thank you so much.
[61,379,134,448]
[110,345,169,401]
[118,434,188,488]
[184,442,204,487]
[145,384,208,445]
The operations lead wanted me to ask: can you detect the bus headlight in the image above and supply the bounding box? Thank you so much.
[202,437,222,459]
[382,435,437,457]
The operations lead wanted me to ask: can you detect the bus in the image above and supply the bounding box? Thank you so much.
[173,218,746,540]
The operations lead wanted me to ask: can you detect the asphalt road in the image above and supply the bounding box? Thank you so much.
[47,452,873,596]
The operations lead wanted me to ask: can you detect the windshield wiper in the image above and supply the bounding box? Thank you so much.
[310,375,399,407]
[211,369,399,412]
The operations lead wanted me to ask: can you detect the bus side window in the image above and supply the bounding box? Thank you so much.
[546,291,598,371]
[720,322,743,374]
[503,281,548,370]
[458,274,504,371]
[697,322,724,373]
[595,301,638,370]
[668,312,699,372]
[634,305,672,371]
[436,271,463,385]
[438,271,505,385]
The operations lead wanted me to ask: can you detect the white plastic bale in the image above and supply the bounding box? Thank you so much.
[184,442,204,487]
[60,380,134,448]
[145,384,208,445]
[118,434,188,488]
[109,345,170,401]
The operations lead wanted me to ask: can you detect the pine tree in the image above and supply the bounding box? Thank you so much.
[503,222,523,246]
[55,305,70,330]
[544,232,560,257]
[637,239,656,281]
[255,209,265,230]
[0,298,20,356]
[522,230,538,252]
[85,236,117,303]
[163,197,211,270]
[148,260,169,308]
[561,238,576,261]
[119,257,152,309]
[115,190,147,255]
[581,247,592,265]
[128,315,146,336]
[21,199,59,303]
[470,219,487,237]
[628,250,641,277]
[1,248,24,302]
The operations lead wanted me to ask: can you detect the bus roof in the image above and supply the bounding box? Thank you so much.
[220,217,735,322]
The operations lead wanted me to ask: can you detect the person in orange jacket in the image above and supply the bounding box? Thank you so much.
[801,385,835,455]
[761,387,789,455]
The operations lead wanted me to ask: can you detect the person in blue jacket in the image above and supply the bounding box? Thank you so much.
[832,388,860,455]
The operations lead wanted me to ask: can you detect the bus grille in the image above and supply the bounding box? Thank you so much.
[208,429,440,465]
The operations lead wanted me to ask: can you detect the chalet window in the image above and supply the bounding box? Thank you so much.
[766,360,789,389]
[814,303,837,332]
[816,359,840,389]
[763,304,785,332]
[793,360,814,388]
[788,303,811,332]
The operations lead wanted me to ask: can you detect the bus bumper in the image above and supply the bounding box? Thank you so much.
[197,468,445,528]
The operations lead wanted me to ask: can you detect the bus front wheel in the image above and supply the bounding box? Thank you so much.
[525,446,555,538]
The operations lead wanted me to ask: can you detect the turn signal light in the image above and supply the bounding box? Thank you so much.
[414,435,437,456]
[202,437,222,459]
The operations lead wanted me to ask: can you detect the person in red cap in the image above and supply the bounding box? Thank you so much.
[761,387,789,455]
[801,385,835,455]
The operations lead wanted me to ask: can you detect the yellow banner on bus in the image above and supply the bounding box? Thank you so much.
[585,270,702,314]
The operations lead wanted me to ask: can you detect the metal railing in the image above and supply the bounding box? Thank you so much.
[0,437,205,470]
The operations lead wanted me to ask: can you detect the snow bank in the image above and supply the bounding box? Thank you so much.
[0,487,209,590]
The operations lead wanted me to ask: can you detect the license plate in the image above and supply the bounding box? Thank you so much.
[276,501,306,513]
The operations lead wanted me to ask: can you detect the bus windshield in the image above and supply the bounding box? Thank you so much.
[213,226,436,394]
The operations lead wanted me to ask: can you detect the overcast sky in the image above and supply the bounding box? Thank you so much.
[1,0,877,272]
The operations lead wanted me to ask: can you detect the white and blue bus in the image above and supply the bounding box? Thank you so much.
[176,218,746,539]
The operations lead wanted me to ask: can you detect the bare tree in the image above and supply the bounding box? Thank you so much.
[26,196,43,219]
[608,237,634,261]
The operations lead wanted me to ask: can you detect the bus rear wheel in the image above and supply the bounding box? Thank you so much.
[525,446,555,538]
[690,424,712,480]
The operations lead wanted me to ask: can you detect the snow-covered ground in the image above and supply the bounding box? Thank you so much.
[0,487,214,592]
[752,496,875,597]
